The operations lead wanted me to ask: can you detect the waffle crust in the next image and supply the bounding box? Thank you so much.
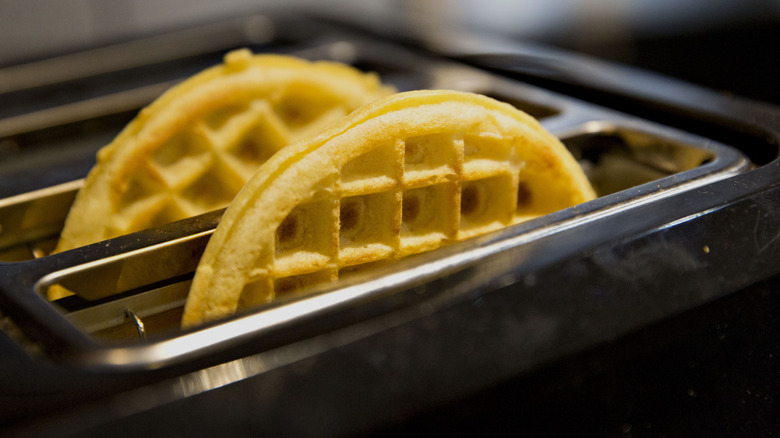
[49,49,393,300]
[182,90,596,326]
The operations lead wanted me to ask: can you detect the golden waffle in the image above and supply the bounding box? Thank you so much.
[49,49,393,300]
[181,90,596,327]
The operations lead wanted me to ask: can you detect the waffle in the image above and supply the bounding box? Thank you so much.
[181,89,597,327]
[48,49,393,300]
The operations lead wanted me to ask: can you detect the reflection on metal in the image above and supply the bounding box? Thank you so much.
[28,243,45,259]
[125,308,146,343]
[45,228,212,301]
[0,31,758,372]
[0,16,277,95]
[0,82,176,138]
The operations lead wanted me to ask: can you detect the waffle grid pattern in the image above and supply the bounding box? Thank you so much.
[109,93,352,237]
[238,131,539,306]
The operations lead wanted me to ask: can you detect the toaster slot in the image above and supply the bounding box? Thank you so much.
[0,180,81,261]
[0,32,754,369]
[562,126,718,196]
[27,119,747,349]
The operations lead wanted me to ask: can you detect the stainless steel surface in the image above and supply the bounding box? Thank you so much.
[0,180,81,263]
[43,226,212,301]
[0,33,751,370]
[0,13,778,438]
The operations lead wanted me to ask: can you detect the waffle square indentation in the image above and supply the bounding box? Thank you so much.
[512,168,574,223]
[142,202,191,230]
[400,183,458,256]
[338,191,400,265]
[340,141,400,195]
[118,165,167,209]
[224,114,288,171]
[402,133,461,186]
[463,134,513,179]
[180,161,245,212]
[459,174,516,239]
[238,275,273,309]
[153,129,211,170]
[273,84,343,129]
[203,101,252,131]
[274,199,338,273]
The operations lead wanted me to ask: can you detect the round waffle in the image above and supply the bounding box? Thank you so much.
[49,49,393,300]
[181,89,596,326]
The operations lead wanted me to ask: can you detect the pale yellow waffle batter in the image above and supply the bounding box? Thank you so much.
[182,90,596,327]
[49,49,393,300]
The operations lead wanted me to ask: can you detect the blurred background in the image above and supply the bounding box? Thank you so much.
[1,0,778,103]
